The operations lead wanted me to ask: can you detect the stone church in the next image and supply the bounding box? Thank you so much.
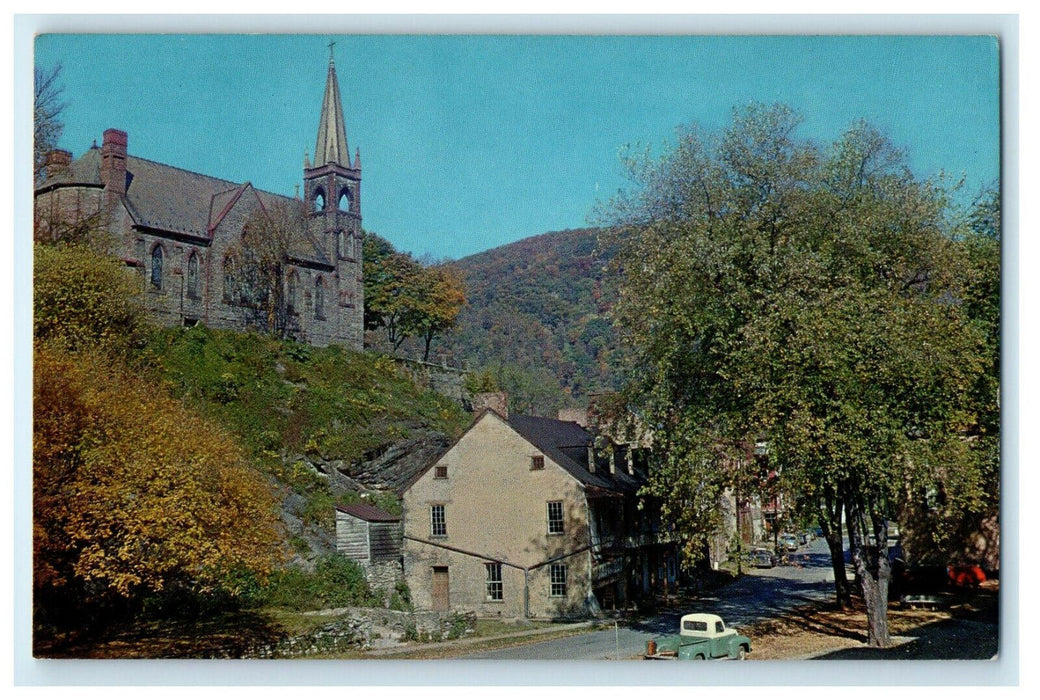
[34,53,364,349]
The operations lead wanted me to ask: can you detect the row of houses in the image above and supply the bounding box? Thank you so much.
[336,393,686,619]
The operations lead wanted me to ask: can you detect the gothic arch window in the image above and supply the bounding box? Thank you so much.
[287,270,299,314]
[313,188,326,212]
[338,188,352,212]
[314,277,325,319]
[186,251,200,299]
[223,255,237,304]
[150,244,164,290]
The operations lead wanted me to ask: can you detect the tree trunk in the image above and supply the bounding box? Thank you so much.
[819,491,852,608]
[845,495,891,647]
[423,331,433,362]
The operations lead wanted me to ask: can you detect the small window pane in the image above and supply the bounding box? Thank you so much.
[550,564,567,597]
[547,501,564,534]
[531,455,544,470]
[485,562,503,601]
[431,504,446,537]
[435,465,448,479]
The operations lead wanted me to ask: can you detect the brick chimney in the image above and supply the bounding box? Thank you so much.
[44,149,71,180]
[557,407,589,427]
[100,129,128,199]
[473,392,508,419]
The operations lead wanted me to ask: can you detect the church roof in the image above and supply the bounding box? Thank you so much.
[37,147,332,269]
[314,55,350,168]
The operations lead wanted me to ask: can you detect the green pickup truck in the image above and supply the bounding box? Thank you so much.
[644,613,752,660]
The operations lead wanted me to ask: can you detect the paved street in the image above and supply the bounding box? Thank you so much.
[460,537,836,660]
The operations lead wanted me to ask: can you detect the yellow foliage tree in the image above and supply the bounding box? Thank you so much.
[34,344,285,607]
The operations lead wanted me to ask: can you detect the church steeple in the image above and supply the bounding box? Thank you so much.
[314,43,350,168]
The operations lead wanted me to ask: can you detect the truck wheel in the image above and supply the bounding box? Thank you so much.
[737,645,748,660]
[694,654,705,660]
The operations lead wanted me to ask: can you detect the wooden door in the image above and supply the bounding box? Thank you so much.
[432,566,449,611]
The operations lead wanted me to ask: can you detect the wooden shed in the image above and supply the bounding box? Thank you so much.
[335,502,402,565]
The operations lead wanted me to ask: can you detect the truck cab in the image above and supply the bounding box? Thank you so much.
[646,613,752,660]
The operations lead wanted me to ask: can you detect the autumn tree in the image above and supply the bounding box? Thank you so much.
[33,224,284,629]
[601,104,997,646]
[34,345,285,625]
[413,265,467,362]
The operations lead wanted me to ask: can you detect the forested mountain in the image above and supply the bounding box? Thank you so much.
[406,227,627,416]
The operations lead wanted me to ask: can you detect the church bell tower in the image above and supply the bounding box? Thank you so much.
[303,43,363,347]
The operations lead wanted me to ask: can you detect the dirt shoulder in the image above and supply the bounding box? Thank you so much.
[740,581,999,660]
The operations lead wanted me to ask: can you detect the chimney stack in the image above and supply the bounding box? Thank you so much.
[44,149,72,180]
[557,407,589,427]
[587,444,596,473]
[100,129,128,199]
[473,392,508,419]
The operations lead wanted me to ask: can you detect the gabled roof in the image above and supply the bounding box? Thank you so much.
[37,147,331,268]
[335,502,400,523]
[507,414,643,495]
[400,409,644,496]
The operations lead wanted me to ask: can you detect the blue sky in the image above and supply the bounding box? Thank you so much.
[34,33,1000,261]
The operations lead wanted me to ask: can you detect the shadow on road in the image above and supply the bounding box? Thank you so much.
[811,617,997,660]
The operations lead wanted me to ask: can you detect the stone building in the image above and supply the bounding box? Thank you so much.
[33,53,364,349]
[398,401,678,619]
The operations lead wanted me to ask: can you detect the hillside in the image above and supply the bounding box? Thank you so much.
[145,325,471,557]
[408,227,627,416]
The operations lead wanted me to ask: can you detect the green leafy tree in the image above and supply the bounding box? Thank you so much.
[363,233,467,358]
[362,233,424,350]
[602,104,997,646]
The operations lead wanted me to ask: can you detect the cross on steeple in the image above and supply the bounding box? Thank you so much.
[328,40,336,64]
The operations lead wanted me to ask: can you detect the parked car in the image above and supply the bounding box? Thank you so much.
[781,533,799,551]
[645,613,752,660]
[751,547,776,568]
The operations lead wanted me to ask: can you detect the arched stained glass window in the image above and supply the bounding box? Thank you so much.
[150,244,164,289]
[287,271,298,314]
[223,256,236,304]
[187,252,199,298]
[314,277,325,319]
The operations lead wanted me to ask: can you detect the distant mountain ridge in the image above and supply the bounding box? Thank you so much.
[419,227,627,416]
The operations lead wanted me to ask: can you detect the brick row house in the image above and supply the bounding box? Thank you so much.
[397,396,678,619]
[34,52,364,349]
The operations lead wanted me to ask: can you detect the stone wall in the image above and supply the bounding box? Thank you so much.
[241,607,477,658]
[364,559,403,597]
[393,357,470,404]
